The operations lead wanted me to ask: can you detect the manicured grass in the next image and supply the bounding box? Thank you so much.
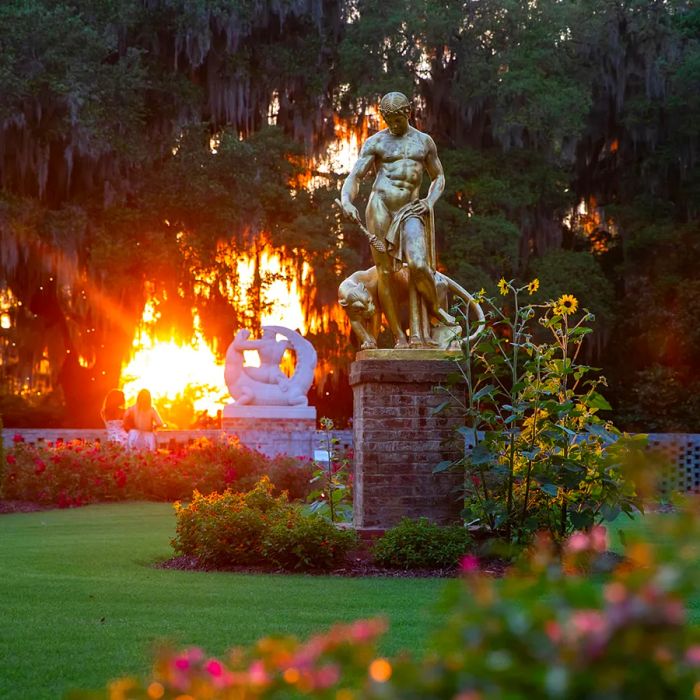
[0,503,446,700]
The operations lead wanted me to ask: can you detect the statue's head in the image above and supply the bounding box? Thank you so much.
[379,92,410,135]
[339,282,375,319]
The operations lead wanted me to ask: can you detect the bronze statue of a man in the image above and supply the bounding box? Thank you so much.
[340,91,454,348]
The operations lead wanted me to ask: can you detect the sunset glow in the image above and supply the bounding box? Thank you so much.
[118,114,371,422]
[119,248,323,423]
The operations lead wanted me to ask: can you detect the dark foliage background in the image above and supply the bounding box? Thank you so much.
[0,0,698,429]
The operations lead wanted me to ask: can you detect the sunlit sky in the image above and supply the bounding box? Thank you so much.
[120,116,367,417]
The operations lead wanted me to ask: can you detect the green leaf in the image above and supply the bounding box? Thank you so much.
[469,444,494,466]
[520,446,540,460]
[569,510,593,529]
[569,326,593,338]
[433,460,457,473]
[539,483,558,497]
[600,503,621,521]
[430,401,451,416]
[585,392,612,411]
[472,384,496,401]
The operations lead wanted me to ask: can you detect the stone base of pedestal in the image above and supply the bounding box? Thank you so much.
[222,403,317,458]
[350,356,464,529]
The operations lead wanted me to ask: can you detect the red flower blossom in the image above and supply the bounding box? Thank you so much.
[460,555,480,574]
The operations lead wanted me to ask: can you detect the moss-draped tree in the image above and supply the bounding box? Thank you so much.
[0,0,697,428]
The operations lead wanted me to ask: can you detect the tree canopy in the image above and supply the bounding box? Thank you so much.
[1,0,698,428]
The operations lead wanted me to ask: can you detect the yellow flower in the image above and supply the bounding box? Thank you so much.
[527,278,540,295]
[554,294,579,316]
[498,278,509,296]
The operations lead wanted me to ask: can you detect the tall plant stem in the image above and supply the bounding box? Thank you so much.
[520,356,542,527]
[324,426,336,523]
[560,495,568,538]
[505,293,521,530]
[557,316,571,537]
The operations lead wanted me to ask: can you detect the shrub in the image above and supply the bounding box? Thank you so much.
[372,517,472,569]
[173,478,289,567]
[264,511,358,572]
[2,437,314,506]
[173,478,356,571]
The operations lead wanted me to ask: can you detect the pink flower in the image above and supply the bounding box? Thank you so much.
[685,645,700,666]
[348,619,386,643]
[248,660,268,685]
[173,656,190,671]
[590,525,608,553]
[460,555,480,573]
[566,531,590,553]
[205,659,223,677]
[186,647,204,663]
[571,610,607,636]
[314,664,340,689]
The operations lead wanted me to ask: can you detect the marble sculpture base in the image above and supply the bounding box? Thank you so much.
[222,403,317,459]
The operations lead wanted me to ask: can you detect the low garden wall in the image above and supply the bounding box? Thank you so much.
[1,428,353,460]
[3,428,699,492]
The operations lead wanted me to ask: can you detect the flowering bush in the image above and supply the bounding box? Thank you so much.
[1,437,314,506]
[438,279,641,543]
[88,502,700,699]
[419,511,700,699]
[372,517,472,570]
[173,477,358,571]
[98,618,389,700]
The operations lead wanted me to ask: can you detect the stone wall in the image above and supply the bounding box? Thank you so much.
[1,428,353,459]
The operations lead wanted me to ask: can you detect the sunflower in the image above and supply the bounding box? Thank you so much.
[498,278,509,296]
[527,278,540,295]
[554,294,579,316]
[476,287,487,301]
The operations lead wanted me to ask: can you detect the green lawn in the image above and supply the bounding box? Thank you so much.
[0,503,447,700]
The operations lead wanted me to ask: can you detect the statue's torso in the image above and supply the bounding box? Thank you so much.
[370,128,430,211]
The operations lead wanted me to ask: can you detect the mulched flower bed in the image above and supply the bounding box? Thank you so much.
[156,552,510,578]
[0,500,50,514]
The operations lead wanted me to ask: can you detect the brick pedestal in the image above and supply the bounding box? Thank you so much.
[350,354,465,529]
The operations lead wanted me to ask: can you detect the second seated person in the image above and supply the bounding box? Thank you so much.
[124,388,165,451]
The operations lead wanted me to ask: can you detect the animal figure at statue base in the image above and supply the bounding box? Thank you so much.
[339,266,484,350]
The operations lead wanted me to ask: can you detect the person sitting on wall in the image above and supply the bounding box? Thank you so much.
[124,388,165,451]
[100,389,128,447]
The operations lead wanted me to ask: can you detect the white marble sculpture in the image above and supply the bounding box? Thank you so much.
[224,326,317,406]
